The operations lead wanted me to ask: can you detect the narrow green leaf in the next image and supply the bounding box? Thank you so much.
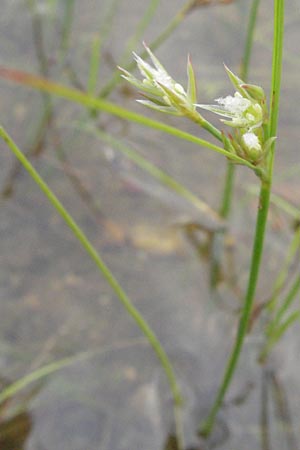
[0,125,182,407]
[270,310,300,346]
[0,67,256,168]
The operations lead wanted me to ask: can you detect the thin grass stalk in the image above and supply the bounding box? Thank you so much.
[58,0,76,61]
[259,274,300,363]
[0,339,146,406]
[269,0,285,139]
[0,126,182,408]
[27,0,49,76]
[219,0,261,218]
[98,0,197,99]
[240,0,261,80]
[99,0,121,43]
[47,0,58,10]
[246,185,300,221]
[193,115,223,142]
[259,313,300,364]
[210,0,261,290]
[78,124,225,228]
[27,0,52,117]
[27,0,98,224]
[199,0,285,436]
[270,372,299,450]
[87,0,120,96]
[1,0,54,198]
[87,35,102,96]
[260,368,271,450]
[268,194,300,220]
[87,0,121,111]
[98,0,160,99]
[200,180,271,436]
[273,274,300,325]
[219,162,235,219]
[267,226,300,311]
[122,0,160,61]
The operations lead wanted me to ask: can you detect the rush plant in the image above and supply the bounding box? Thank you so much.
[0,0,291,446]
[119,0,285,436]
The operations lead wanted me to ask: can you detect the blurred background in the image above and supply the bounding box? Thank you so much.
[0,1,299,449]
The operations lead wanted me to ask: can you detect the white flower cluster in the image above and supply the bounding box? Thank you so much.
[242,132,261,152]
[214,93,263,129]
[119,43,198,117]
[120,46,271,167]
[195,66,268,163]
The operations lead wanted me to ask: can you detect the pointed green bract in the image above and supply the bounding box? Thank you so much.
[120,45,270,172]
[187,55,197,104]
[137,100,180,115]
[142,41,168,74]
[224,64,249,98]
[195,65,268,168]
[195,103,236,119]
[119,42,200,118]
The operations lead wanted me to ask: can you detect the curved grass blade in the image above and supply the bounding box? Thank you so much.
[0,125,182,409]
[0,339,147,406]
[0,66,257,170]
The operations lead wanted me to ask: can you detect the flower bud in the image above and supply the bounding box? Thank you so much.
[241,132,262,162]
[241,83,265,102]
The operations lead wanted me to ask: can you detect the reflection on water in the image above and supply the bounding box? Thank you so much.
[0,0,300,448]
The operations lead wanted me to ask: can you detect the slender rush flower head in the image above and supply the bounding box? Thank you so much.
[198,92,263,130]
[119,42,199,118]
[196,65,271,165]
[120,46,273,170]
[195,66,264,131]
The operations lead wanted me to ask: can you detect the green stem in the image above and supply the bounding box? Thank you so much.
[121,0,160,62]
[0,126,182,408]
[219,162,235,219]
[269,0,284,139]
[260,369,271,450]
[96,0,160,101]
[200,179,271,436]
[220,0,261,218]
[209,162,234,290]
[58,0,76,62]
[200,0,284,436]
[198,117,223,142]
[209,0,261,290]
[87,0,120,97]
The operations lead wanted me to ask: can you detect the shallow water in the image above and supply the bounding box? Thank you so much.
[0,0,300,449]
